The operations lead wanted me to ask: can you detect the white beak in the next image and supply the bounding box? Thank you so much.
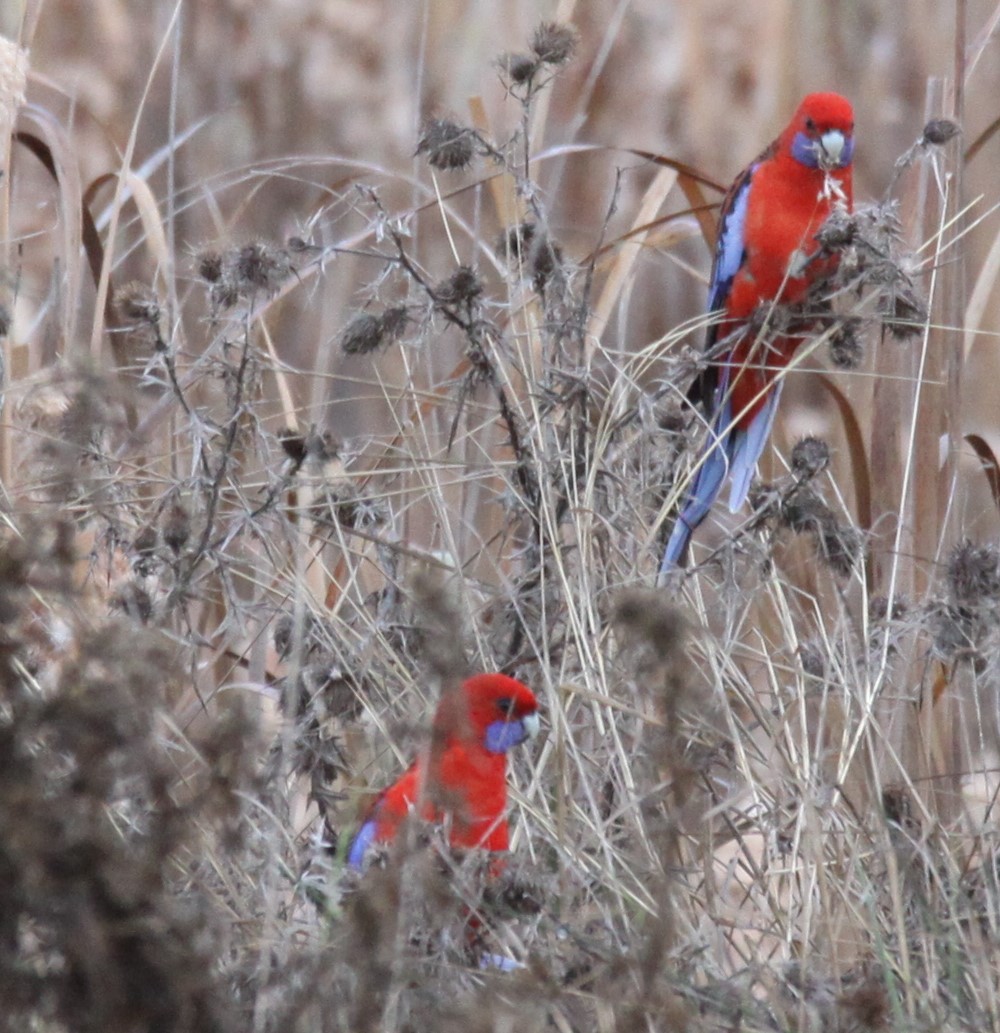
[521,712,540,739]
[819,129,846,168]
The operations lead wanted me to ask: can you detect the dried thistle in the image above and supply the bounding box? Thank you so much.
[816,521,862,578]
[228,240,291,296]
[340,312,384,355]
[828,318,865,369]
[379,305,410,342]
[780,486,833,535]
[790,436,830,479]
[879,279,928,340]
[114,281,165,351]
[501,222,564,293]
[780,486,861,576]
[498,52,540,86]
[814,205,858,252]
[530,22,578,66]
[946,539,1000,605]
[434,266,483,306]
[195,248,224,283]
[416,119,477,171]
[115,281,161,325]
[921,118,960,147]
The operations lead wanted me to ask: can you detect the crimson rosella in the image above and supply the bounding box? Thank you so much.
[660,92,854,571]
[347,673,539,869]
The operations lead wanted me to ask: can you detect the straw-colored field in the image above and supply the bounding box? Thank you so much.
[3,1,1000,1030]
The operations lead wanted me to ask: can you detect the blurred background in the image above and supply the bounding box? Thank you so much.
[10,0,996,405]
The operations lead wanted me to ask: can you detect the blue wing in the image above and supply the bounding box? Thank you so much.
[347,816,379,869]
[662,144,775,572]
[707,162,756,317]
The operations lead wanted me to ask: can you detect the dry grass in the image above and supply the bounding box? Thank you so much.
[4,1,1000,1030]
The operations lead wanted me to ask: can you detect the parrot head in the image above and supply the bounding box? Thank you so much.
[786,92,855,172]
[444,673,540,755]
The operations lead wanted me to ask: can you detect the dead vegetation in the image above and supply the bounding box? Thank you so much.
[3,1,1000,1030]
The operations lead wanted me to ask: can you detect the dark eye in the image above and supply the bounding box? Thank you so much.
[496,697,517,717]
[805,117,816,133]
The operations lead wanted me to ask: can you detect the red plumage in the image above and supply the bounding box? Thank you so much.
[347,673,539,867]
[661,92,854,570]
[719,92,854,427]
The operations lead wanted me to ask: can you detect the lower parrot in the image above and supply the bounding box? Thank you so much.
[347,673,539,868]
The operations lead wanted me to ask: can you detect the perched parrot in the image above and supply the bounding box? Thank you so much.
[347,673,540,869]
[660,92,854,571]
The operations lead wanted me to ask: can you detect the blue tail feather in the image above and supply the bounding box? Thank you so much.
[727,381,783,512]
[660,397,734,573]
[660,378,782,574]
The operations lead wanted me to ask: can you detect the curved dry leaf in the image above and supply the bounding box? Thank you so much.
[965,432,1000,514]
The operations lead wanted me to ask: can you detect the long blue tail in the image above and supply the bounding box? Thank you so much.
[659,381,783,573]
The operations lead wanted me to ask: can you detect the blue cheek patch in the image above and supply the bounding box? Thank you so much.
[347,818,378,869]
[791,131,821,168]
[791,131,853,169]
[485,719,527,754]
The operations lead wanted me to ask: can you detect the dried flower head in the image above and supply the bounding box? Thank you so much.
[434,266,483,306]
[322,484,388,532]
[814,206,858,252]
[929,601,977,659]
[828,318,864,369]
[530,22,578,66]
[780,487,832,535]
[114,282,165,350]
[196,249,224,283]
[379,305,410,342]
[816,521,862,578]
[922,118,960,146]
[115,281,161,326]
[790,436,830,479]
[229,241,291,296]
[503,222,566,293]
[416,119,477,171]
[880,281,928,339]
[946,539,1000,604]
[781,487,861,576]
[340,312,384,355]
[499,52,540,85]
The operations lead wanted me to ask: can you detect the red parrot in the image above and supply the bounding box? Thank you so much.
[661,92,854,571]
[347,673,539,869]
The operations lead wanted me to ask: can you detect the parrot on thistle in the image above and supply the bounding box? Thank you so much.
[660,92,854,572]
[347,673,540,869]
